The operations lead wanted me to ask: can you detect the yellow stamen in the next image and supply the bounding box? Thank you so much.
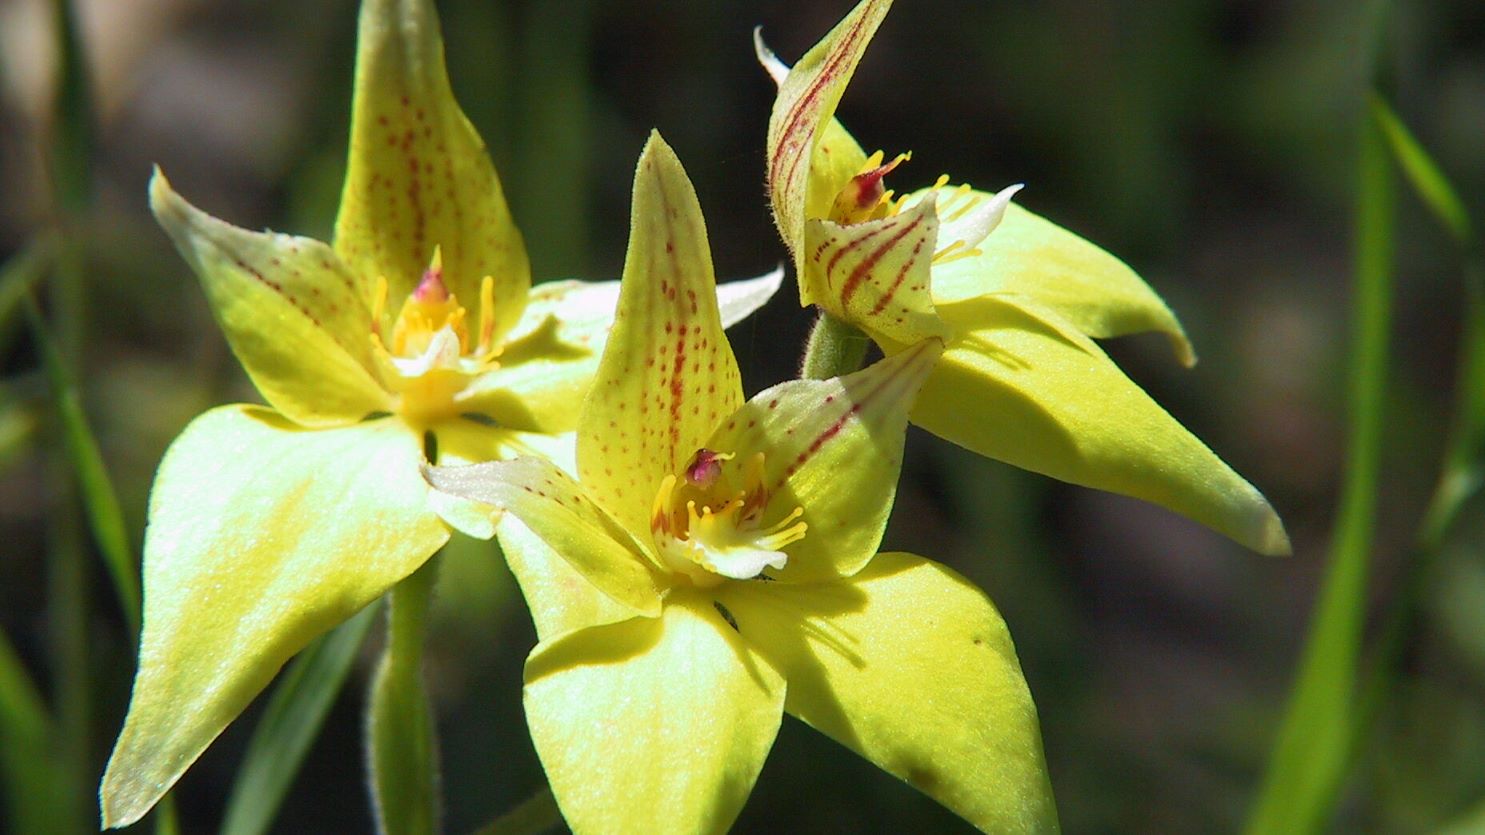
[829,150,913,225]
[365,248,504,425]
[651,450,807,585]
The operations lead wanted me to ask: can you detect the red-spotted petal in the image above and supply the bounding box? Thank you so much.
[576,133,744,541]
[765,0,893,260]
[800,196,949,346]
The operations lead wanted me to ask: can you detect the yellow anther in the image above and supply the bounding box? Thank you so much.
[829,150,912,226]
[650,449,808,584]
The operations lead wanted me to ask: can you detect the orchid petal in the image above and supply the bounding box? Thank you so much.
[460,268,783,434]
[754,30,871,232]
[523,592,784,835]
[702,340,940,583]
[335,0,529,340]
[423,456,663,617]
[913,296,1289,555]
[926,198,1196,365]
[496,516,639,641]
[577,133,743,540]
[100,406,449,827]
[800,197,949,345]
[717,552,1058,833]
[765,0,891,259]
[150,171,388,426]
[425,423,580,539]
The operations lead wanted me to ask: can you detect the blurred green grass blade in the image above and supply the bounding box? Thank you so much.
[1420,261,1485,543]
[511,0,593,278]
[22,297,141,635]
[0,629,66,834]
[1245,102,1395,835]
[1369,94,1471,246]
[49,0,94,214]
[467,786,559,835]
[1437,795,1485,835]
[152,795,180,835]
[220,601,380,835]
[0,236,55,332]
[0,240,55,470]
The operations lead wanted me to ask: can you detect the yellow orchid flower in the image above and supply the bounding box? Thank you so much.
[427,133,1058,834]
[98,1,779,827]
[759,0,1289,555]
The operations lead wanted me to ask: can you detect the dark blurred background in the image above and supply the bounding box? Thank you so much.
[1,0,1482,831]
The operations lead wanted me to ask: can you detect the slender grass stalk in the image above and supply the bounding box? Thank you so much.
[0,236,56,330]
[467,785,561,835]
[222,603,381,835]
[0,629,66,834]
[512,0,593,279]
[39,1,100,830]
[23,298,141,634]
[367,557,443,835]
[1352,97,1482,818]
[1368,95,1471,247]
[1244,94,1395,835]
[800,312,871,380]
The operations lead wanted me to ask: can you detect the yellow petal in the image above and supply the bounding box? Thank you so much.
[431,418,578,474]
[702,339,941,583]
[497,515,639,641]
[150,171,389,426]
[100,406,449,827]
[577,133,743,539]
[423,456,663,618]
[800,197,950,345]
[927,198,1196,365]
[765,0,893,260]
[754,30,871,229]
[914,295,1290,555]
[716,553,1058,833]
[422,421,581,539]
[523,592,784,835]
[335,0,529,341]
[457,269,782,434]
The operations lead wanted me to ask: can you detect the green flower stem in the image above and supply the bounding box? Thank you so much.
[367,556,442,835]
[800,311,871,380]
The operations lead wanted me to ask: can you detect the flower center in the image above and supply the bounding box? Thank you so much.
[649,449,808,588]
[370,248,501,424]
[826,152,1018,266]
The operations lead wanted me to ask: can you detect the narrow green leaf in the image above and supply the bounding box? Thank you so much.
[220,602,380,835]
[466,786,560,835]
[1419,262,1485,546]
[510,0,593,278]
[49,0,95,215]
[1436,795,1485,835]
[1369,94,1471,246]
[23,297,141,634]
[1245,100,1395,835]
[0,629,66,835]
[152,796,180,835]
[0,237,55,330]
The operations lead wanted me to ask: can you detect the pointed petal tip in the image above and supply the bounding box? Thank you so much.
[1173,334,1198,368]
[98,767,160,830]
[753,28,788,85]
[1252,505,1292,557]
[640,128,671,158]
[1224,484,1290,556]
[147,166,181,216]
[636,130,688,186]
